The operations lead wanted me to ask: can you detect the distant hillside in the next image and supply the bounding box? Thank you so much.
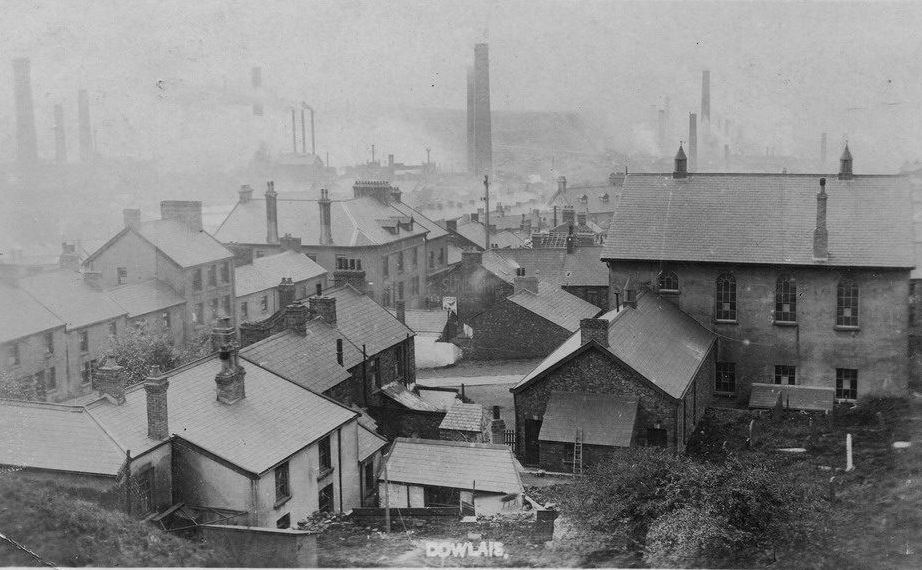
[0,471,224,567]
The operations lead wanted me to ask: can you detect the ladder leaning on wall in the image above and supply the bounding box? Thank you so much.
[572,428,584,477]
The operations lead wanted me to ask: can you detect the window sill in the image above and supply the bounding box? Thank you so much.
[317,466,334,480]
[274,495,291,509]
[834,325,860,332]
[714,391,737,398]
[712,319,739,325]
[658,289,680,295]
[773,321,798,328]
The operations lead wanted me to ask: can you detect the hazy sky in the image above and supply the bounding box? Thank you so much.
[1,0,921,170]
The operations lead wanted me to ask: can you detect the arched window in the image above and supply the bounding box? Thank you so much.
[775,274,797,323]
[657,271,679,292]
[715,273,737,321]
[837,280,859,327]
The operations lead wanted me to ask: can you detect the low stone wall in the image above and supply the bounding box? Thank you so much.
[200,524,318,567]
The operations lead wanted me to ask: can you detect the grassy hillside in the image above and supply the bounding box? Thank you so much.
[0,471,225,567]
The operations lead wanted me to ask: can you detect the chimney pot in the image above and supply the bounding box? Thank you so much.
[309,296,337,326]
[673,144,688,178]
[278,277,295,307]
[144,366,170,440]
[580,318,609,347]
[213,316,245,405]
[284,303,309,335]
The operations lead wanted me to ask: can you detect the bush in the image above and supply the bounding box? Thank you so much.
[644,507,744,568]
[100,329,212,386]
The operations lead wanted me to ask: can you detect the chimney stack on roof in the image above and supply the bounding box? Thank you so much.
[279,233,302,252]
[213,316,245,405]
[278,277,295,307]
[238,184,254,204]
[318,188,333,245]
[336,338,344,366]
[813,178,829,261]
[579,318,609,347]
[123,208,141,230]
[561,205,575,226]
[95,354,126,405]
[673,144,688,178]
[59,242,80,271]
[489,405,505,444]
[838,144,853,180]
[265,181,279,244]
[513,267,539,294]
[77,89,93,163]
[310,295,337,326]
[160,201,203,231]
[284,303,309,335]
[144,365,169,440]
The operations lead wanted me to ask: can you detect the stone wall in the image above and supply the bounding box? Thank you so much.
[200,524,318,567]
[467,300,572,360]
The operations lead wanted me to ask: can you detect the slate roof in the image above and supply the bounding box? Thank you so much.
[106,279,185,317]
[214,194,431,247]
[389,201,449,240]
[380,382,444,412]
[0,400,126,477]
[749,383,835,412]
[538,391,637,447]
[453,219,525,250]
[387,308,450,335]
[87,355,357,475]
[549,182,622,214]
[418,387,461,411]
[601,173,914,268]
[0,282,64,344]
[326,285,413,356]
[506,281,600,332]
[134,219,233,268]
[483,247,608,287]
[439,402,485,433]
[239,323,357,393]
[235,250,327,297]
[513,290,716,399]
[358,424,388,462]
[382,438,524,494]
[21,270,127,330]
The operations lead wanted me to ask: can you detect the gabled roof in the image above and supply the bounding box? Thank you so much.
[235,250,327,297]
[506,281,600,332]
[326,285,413,355]
[358,424,388,462]
[87,355,357,476]
[380,382,443,412]
[749,383,835,412]
[383,438,523,494]
[538,391,636,447]
[214,194,430,247]
[239,322,358,393]
[389,201,448,240]
[601,173,914,268]
[549,182,621,214]
[387,308,450,335]
[107,279,185,318]
[0,282,64,344]
[0,400,125,477]
[21,270,127,330]
[483,247,608,287]
[513,291,716,399]
[452,219,525,250]
[97,219,232,269]
[439,402,485,433]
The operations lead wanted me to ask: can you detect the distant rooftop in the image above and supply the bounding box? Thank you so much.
[235,250,327,297]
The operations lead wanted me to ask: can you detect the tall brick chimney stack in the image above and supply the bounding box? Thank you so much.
[144,365,170,440]
[78,89,93,163]
[580,318,609,347]
[673,144,688,179]
[265,181,279,244]
[813,178,829,261]
[213,316,245,405]
[284,303,309,335]
[278,277,295,307]
[513,267,539,294]
[95,354,126,405]
[309,296,337,326]
[12,58,37,165]
[688,113,698,171]
[318,188,333,245]
[838,144,853,180]
[489,405,506,444]
[238,184,254,204]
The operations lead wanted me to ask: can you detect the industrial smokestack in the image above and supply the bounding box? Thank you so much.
[701,70,711,125]
[471,43,493,176]
[309,106,315,156]
[291,108,297,154]
[251,67,263,116]
[820,132,828,168]
[688,113,698,171]
[300,108,306,154]
[54,104,66,164]
[78,89,93,163]
[13,58,38,165]
[466,66,475,174]
[657,109,666,154]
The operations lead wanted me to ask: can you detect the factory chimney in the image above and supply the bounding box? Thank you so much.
[78,89,93,163]
[688,113,698,171]
[813,178,828,261]
[265,181,279,244]
[820,132,828,168]
[466,66,475,174]
[657,109,666,154]
[54,104,66,164]
[701,70,711,127]
[469,43,493,176]
[13,58,38,165]
[250,66,263,116]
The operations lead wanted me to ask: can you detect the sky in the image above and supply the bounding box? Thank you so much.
[0,0,921,171]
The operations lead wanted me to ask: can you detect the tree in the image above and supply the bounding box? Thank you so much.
[100,328,213,386]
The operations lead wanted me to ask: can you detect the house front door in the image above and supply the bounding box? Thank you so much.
[524,419,542,466]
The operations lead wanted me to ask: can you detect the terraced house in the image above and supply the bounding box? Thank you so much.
[601,146,914,402]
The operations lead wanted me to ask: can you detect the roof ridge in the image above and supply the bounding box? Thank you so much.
[0,398,86,412]
[394,437,510,450]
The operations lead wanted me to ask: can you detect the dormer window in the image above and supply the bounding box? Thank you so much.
[657,271,679,293]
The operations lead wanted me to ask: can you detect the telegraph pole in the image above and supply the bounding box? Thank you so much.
[483,175,490,250]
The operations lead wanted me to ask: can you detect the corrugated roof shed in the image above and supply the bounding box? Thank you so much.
[107,279,185,317]
[234,250,327,297]
[539,391,637,447]
[326,285,413,356]
[87,356,356,475]
[439,402,485,433]
[380,382,444,412]
[214,195,431,247]
[749,383,835,412]
[601,173,914,268]
[21,270,126,330]
[514,290,716,399]
[507,281,600,332]
[383,438,523,494]
[484,247,608,287]
[134,219,233,268]
[0,282,64,344]
[0,400,125,476]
